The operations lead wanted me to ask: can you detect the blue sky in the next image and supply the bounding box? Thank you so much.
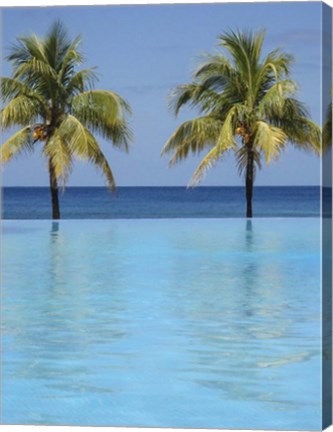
[1,2,323,186]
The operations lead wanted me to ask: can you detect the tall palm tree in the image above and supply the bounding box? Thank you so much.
[162,30,321,217]
[1,21,131,219]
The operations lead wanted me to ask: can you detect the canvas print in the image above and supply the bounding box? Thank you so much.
[1,1,332,430]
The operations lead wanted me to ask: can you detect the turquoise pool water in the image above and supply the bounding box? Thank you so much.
[2,218,322,429]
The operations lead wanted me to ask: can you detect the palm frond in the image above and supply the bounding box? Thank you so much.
[57,115,116,190]
[188,107,239,186]
[1,77,50,117]
[254,121,287,163]
[168,62,242,117]
[215,103,240,148]
[161,116,222,164]
[11,58,61,101]
[189,146,227,187]
[1,95,41,128]
[195,54,242,93]
[168,83,218,115]
[195,54,235,80]
[257,80,298,118]
[219,30,265,68]
[168,84,199,115]
[65,67,98,94]
[43,130,72,186]
[218,30,266,106]
[269,98,320,152]
[7,33,47,67]
[293,118,322,153]
[0,126,33,162]
[323,101,332,149]
[71,90,132,150]
[43,20,74,72]
[58,35,84,85]
[270,97,309,126]
[257,48,293,87]
[1,77,33,101]
[12,57,57,82]
[235,145,261,178]
[92,152,116,191]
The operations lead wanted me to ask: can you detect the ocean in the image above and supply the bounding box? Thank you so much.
[2,186,320,219]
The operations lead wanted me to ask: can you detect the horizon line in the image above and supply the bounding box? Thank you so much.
[2,185,321,188]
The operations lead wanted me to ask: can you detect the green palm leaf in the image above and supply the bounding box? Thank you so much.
[188,106,239,186]
[254,121,287,163]
[161,116,222,164]
[323,101,332,149]
[1,95,42,128]
[235,145,261,178]
[257,80,298,118]
[189,147,223,187]
[71,90,132,150]
[57,115,116,190]
[43,131,72,186]
[65,67,98,93]
[0,126,33,162]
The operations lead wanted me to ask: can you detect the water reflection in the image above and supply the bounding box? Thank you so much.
[49,221,63,293]
[167,220,320,405]
[245,219,253,246]
[51,221,60,236]
[4,222,129,396]
[242,219,257,317]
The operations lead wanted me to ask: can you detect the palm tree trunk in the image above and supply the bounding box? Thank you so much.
[48,159,60,220]
[245,148,254,218]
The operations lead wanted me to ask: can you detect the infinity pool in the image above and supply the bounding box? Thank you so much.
[1,219,322,429]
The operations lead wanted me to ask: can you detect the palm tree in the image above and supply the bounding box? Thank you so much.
[1,21,131,219]
[162,30,320,218]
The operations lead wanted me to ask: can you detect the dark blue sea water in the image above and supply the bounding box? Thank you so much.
[2,186,320,219]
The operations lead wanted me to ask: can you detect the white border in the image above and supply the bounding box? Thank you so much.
[0,0,332,8]
[0,425,328,432]
[0,428,318,432]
